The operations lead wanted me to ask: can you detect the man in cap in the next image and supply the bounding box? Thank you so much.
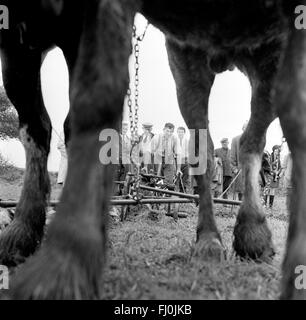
[215,138,232,199]
[139,122,155,173]
[114,121,131,195]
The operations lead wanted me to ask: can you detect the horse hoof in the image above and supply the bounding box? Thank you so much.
[6,245,102,300]
[233,213,275,262]
[192,235,226,262]
[0,220,42,267]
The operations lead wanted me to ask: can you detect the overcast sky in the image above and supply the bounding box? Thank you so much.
[0,14,287,172]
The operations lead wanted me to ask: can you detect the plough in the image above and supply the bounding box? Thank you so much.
[0,196,241,207]
[0,171,242,222]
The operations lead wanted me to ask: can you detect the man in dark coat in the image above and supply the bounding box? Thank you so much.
[215,138,232,199]
[114,121,131,195]
[176,126,189,193]
[230,122,248,201]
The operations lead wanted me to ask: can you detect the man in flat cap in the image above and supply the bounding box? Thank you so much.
[139,122,155,173]
[215,137,232,199]
[114,121,131,195]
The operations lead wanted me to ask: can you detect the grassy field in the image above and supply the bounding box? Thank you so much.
[103,199,287,300]
[0,164,288,300]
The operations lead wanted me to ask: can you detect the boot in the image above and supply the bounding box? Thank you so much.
[269,195,274,208]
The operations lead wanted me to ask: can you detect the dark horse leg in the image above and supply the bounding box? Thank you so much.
[276,2,306,299]
[166,39,225,260]
[0,45,51,266]
[233,42,282,261]
[6,1,136,299]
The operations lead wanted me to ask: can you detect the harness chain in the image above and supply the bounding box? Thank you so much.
[126,21,149,201]
[127,22,149,143]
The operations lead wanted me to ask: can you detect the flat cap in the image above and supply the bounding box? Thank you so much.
[142,122,153,128]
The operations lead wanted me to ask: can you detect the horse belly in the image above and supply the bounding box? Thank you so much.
[141,0,286,51]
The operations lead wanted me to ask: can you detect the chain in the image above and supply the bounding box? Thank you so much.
[127,22,149,144]
[126,21,149,201]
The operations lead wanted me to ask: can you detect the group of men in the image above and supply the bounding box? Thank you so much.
[59,119,292,206]
[115,119,250,200]
[56,119,291,203]
[115,121,190,194]
[213,123,293,207]
[211,122,249,201]
[115,120,249,199]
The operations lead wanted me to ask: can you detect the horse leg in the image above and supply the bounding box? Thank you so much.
[275,10,306,299]
[6,1,136,299]
[0,46,51,266]
[233,43,282,261]
[166,39,225,260]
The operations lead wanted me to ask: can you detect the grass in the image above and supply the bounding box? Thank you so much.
[0,155,60,189]
[102,198,288,300]
[0,161,289,299]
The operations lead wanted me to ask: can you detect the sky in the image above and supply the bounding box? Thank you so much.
[0,14,287,172]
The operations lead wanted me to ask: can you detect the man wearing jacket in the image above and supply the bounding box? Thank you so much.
[152,123,177,187]
[215,138,232,199]
[230,122,248,201]
[176,126,189,193]
[139,122,155,173]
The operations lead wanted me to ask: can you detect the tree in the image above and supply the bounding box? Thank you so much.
[0,86,19,140]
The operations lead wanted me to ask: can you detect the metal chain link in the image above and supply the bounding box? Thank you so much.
[127,22,149,144]
[125,21,149,201]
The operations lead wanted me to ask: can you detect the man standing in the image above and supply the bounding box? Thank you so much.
[176,126,189,193]
[211,152,223,198]
[139,122,154,173]
[121,121,131,175]
[264,145,282,209]
[152,123,177,187]
[114,121,131,195]
[230,121,248,201]
[215,138,232,199]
